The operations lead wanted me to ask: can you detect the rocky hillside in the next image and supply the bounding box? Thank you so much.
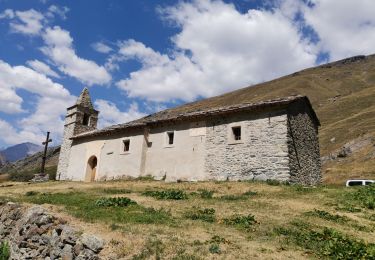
[0,142,43,163]
[0,146,60,176]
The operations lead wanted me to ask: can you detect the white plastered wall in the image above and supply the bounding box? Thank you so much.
[145,121,207,181]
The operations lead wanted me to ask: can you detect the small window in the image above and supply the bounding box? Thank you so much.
[348,181,362,186]
[82,113,90,126]
[123,139,130,152]
[232,126,241,141]
[365,181,373,186]
[167,132,174,145]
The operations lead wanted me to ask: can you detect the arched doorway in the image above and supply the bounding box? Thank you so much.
[86,156,97,182]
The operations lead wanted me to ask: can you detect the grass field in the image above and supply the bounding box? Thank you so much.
[0,180,374,259]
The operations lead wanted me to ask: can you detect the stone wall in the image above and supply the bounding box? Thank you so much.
[204,111,290,181]
[0,202,104,259]
[287,100,321,185]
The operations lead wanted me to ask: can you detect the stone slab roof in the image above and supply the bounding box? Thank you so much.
[71,95,319,140]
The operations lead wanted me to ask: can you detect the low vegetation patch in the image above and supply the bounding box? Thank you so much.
[198,189,214,199]
[185,207,216,222]
[346,185,375,210]
[95,197,137,207]
[218,194,247,201]
[102,188,132,194]
[21,192,173,225]
[222,214,257,231]
[305,209,350,223]
[25,191,39,196]
[0,241,10,260]
[275,223,375,259]
[142,189,188,200]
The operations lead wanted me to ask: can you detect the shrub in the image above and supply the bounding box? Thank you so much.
[9,170,35,182]
[222,214,257,230]
[142,189,187,200]
[198,189,214,199]
[95,197,137,207]
[185,207,216,222]
[266,179,281,186]
[0,241,10,260]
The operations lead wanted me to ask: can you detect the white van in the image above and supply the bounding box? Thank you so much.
[346,179,374,187]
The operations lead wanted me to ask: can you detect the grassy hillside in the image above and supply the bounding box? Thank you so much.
[0,180,374,259]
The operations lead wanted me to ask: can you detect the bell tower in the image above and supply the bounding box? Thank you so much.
[56,88,99,180]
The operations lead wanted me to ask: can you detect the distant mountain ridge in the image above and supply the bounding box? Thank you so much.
[0,142,43,164]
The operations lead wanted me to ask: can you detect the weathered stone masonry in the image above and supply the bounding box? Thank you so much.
[205,111,290,182]
[287,99,321,185]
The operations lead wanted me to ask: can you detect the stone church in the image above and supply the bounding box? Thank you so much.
[57,88,321,185]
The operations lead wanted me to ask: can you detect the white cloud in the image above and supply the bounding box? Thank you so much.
[303,0,375,60]
[0,119,43,146]
[46,5,69,20]
[0,59,75,145]
[94,99,146,129]
[9,9,44,35]
[0,9,14,19]
[116,0,316,102]
[41,26,112,86]
[26,59,60,78]
[92,42,113,54]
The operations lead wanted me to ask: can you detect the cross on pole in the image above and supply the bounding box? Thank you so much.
[41,131,52,176]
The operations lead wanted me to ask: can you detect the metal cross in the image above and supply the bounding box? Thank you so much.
[41,131,52,176]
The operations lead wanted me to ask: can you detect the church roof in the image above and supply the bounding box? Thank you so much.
[71,95,319,140]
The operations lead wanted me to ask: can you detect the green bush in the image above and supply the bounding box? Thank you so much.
[142,189,188,200]
[222,214,257,230]
[185,207,216,222]
[0,241,10,260]
[95,197,137,207]
[9,170,35,182]
[275,225,375,259]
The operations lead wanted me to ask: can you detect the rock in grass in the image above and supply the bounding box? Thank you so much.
[81,234,104,253]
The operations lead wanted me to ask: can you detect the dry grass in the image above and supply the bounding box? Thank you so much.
[0,180,373,259]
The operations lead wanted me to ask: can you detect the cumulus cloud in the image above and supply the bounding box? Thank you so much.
[26,59,60,78]
[92,42,113,54]
[302,0,375,60]
[116,0,316,102]
[7,9,44,35]
[41,26,112,86]
[0,9,14,19]
[0,60,75,145]
[46,5,69,20]
[94,99,146,129]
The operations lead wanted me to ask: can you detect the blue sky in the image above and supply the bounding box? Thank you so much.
[0,0,375,148]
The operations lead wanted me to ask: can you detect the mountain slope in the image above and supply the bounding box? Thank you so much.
[0,143,43,162]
